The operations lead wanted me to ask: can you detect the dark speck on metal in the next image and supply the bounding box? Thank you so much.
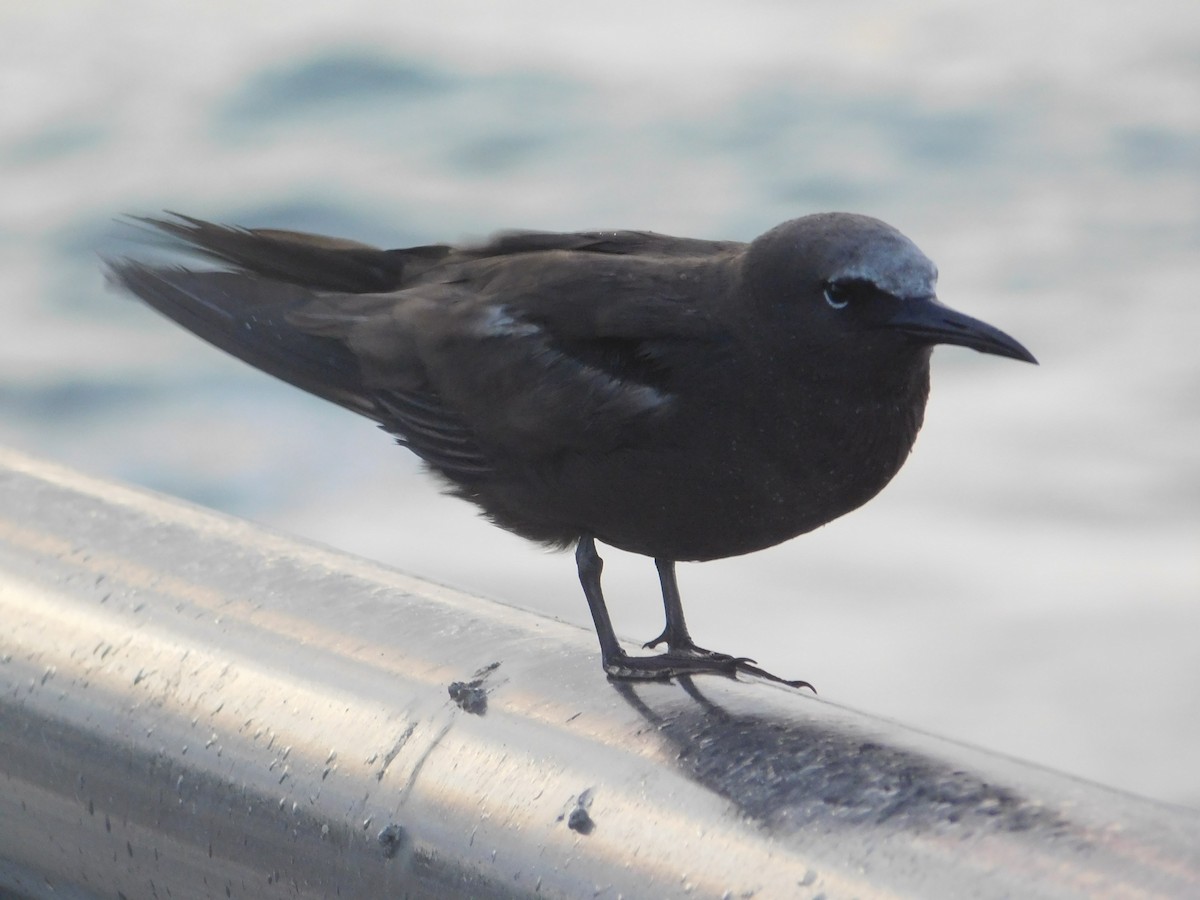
[377,823,410,861]
[559,788,596,836]
[448,662,500,715]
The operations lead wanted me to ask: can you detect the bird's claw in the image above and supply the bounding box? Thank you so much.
[731,661,815,692]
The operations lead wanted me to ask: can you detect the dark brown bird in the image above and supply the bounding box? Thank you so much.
[108,212,1035,688]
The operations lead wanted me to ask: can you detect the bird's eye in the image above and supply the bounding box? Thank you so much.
[823,282,850,310]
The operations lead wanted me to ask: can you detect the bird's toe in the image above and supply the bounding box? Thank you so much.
[602,649,811,691]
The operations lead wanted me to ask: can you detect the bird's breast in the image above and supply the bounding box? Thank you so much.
[541,374,929,562]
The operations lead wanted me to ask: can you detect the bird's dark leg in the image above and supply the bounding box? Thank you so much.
[642,558,693,649]
[575,535,624,664]
[642,559,751,663]
[576,536,736,680]
[576,537,812,689]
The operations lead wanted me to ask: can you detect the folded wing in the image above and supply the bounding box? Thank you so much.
[109,215,735,486]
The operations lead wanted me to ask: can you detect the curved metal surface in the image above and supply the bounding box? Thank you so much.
[1,446,1198,899]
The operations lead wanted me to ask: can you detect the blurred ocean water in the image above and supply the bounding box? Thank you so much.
[2,2,1198,808]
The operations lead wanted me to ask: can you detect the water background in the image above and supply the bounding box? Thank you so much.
[3,1,1198,809]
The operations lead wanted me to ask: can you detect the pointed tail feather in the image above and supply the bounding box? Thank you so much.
[107,261,377,418]
[128,213,451,293]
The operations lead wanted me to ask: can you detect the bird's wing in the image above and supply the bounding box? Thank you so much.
[111,216,737,482]
[131,214,741,291]
[457,228,744,262]
[288,260,731,467]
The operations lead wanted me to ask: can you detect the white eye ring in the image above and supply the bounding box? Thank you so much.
[823,286,848,310]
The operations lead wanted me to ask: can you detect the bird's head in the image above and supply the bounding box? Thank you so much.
[742,213,1036,367]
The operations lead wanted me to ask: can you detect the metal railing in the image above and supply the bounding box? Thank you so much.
[1,446,1198,899]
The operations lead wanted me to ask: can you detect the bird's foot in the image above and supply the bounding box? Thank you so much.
[642,632,754,664]
[604,649,813,691]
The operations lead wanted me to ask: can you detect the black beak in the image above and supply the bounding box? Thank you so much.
[887,296,1037,364]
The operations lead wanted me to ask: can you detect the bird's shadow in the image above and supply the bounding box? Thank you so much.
[609,677,1072,839]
